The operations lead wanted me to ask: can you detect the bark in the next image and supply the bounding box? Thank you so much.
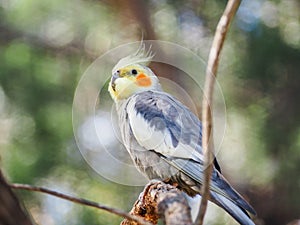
[0,170,34,225]
[121,181,192,225]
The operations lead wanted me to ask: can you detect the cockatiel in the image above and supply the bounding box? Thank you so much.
[108,46,256,225]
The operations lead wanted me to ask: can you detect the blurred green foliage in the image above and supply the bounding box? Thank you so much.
[0,0,299,224]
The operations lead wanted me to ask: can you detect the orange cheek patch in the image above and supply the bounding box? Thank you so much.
[136,73,152,87]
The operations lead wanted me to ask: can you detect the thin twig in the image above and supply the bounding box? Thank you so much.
[195,0,241,225]
[10,183,153,225]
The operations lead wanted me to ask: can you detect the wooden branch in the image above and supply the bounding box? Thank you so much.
[0,171,34,225]
[196,0,241,224]
[121,181,192,225]
[10,183,153,225]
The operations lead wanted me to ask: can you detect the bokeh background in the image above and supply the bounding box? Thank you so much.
[0,0,299,224]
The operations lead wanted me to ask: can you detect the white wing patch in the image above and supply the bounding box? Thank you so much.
[126,99,204,162]
[129,112,167,150]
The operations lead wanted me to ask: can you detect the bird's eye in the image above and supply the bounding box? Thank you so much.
[131,69,138,75]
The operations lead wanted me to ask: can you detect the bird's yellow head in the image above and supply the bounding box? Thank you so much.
[108,64,160,102]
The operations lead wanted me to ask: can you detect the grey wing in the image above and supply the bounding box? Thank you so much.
[128,90,223,169]
[127,90,204,161]
[127,91,256,214]
[169,158,256,215]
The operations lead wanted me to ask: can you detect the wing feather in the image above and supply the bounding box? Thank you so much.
[166,157,256,215]
[126,90,203,162]
[124,90,256,221]
[126,91,256,212]
[163,157,230,198]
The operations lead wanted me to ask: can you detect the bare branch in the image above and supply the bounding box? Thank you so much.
[10,183,153,225]
[196,0,241,224]
[121,181,192,225]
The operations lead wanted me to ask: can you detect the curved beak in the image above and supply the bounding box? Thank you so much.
[111,71,119,92]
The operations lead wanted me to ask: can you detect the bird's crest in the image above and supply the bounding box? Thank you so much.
[112,43,154,73]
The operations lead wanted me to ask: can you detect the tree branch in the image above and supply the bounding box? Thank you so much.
[10,183,153,225]
[121,181,192,225]
[196,0,241,224]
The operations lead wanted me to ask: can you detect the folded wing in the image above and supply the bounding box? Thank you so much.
[126,90,256,224]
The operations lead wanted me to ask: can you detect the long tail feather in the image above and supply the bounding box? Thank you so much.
[210,191,256,225]
[213,172,256,215]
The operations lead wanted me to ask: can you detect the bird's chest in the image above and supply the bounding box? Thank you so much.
[116,101,175,180]
[117,102,135,152]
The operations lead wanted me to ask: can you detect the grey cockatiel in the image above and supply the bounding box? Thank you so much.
[108,48,256,225]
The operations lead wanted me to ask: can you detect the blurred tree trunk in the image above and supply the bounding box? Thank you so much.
[0,170,34,225]
[106,0,201,114]
[109,0,156,40]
